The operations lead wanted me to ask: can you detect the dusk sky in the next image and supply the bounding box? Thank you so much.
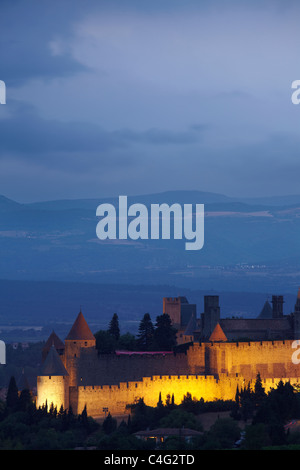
[0,0,300,203]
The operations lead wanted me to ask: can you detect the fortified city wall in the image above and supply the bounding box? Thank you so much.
[65,339,300,416]
[72,339,299,387]
[69,374,300,417]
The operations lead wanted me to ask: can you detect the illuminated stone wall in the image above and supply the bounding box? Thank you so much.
[38,338,300,417]
[72,340,299,387]
[70,373,300,418]
[204,340,299,379]
[64,340,96,387]
[37,375,69,410]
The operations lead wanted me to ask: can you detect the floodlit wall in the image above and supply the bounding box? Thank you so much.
[39,338,300,417]
[37,375,69,410]
[70,374,300,418]
[205,340,299,379]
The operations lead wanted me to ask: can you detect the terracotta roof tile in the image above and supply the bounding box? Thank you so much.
[44,331,65,351]
[209,323,227,342]
[65,311,95,341]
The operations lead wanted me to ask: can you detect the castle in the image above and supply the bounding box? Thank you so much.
[165,292,300,343]
[36,290,300,418]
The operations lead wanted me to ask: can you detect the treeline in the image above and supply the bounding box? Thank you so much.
[0,375,150,450]
[99,376,300,450]
[0,376,100,450]
[2,373,300,449]
[94,312,177,353]
[94,393,237,450]
[231,374,300,449]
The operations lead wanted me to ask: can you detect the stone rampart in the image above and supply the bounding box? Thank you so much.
[70,373,300,418]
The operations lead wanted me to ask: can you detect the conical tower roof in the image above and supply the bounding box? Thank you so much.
[42,330,65,362]
[184,313,197,336]
[65,311,95,341]
[44,330,65,350]
[209,323,227,342]
[257,300,273,319]
[39,345,68,377]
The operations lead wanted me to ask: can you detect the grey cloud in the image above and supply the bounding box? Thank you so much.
[0,1,89,87]
[0,100,204,171]
[113,127,203,146]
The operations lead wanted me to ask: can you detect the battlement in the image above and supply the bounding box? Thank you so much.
[38,307,300,419]
[69,372,300,418]
[207,339,293,349]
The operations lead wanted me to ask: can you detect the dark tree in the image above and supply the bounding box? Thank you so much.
[254,373,266,405]
[238,382,255,422]
[118,332,137,351]
[137,313,154,350]
[108,313,120,340]
[95,330,116,354]
[102,412,117,434]
[17,388,32,412]
[153,314,177,350]
[6,376,18,410]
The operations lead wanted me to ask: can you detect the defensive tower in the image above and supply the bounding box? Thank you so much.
[64,310,96,386]
[36,344,69,410]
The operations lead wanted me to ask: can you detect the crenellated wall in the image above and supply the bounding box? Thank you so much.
[72,340,299,387]
[205,340,299,379]
[69,373,300,417]
[38,338,300,418]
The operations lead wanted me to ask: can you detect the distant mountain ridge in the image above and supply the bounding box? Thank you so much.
[0,190,300,295]
[0,195,24,212]
[12,189,300,211]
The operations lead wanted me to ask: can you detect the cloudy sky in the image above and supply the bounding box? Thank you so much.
[0,0,300,203]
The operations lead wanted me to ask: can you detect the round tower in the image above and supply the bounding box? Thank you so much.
[64,310,96,387]
[37,344,69,411]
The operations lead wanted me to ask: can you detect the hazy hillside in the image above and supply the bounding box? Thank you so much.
[0,191,300,292]
[0,190,299,295]
[0,190,299,334]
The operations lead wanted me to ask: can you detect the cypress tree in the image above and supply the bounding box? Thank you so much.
[17,388,32,412]
[108,313,120,341]
[153,314,177,350]
[137,313,154,350]
[102,412,117,434]
[6,376,18,410]
[254,372,266,405]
